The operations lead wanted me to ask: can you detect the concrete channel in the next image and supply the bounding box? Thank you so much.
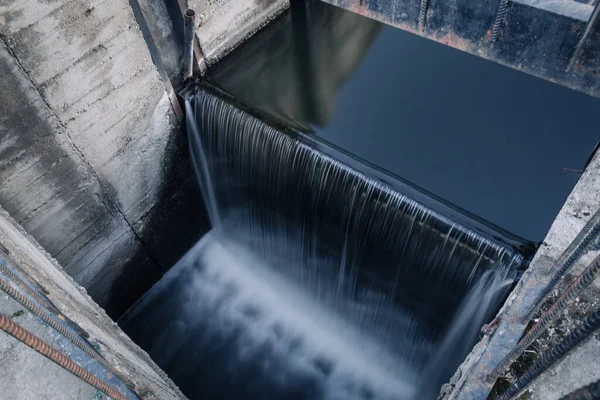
[0,0,599,399]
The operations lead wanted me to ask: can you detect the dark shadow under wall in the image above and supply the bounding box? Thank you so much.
[0,35,209,318]
[104,119,210,318]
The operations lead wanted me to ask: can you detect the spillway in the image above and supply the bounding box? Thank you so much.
[120,88,528,399]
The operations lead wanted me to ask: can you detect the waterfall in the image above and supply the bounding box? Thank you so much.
[120,88,527,400]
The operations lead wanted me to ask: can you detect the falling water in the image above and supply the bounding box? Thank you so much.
[120,88,527,399]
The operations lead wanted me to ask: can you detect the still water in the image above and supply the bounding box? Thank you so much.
[120,2,598,400]
[120,89,524,399]
[210,0,600,242]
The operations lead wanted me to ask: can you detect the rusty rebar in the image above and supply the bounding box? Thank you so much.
[491,0,510,42]
[0,261,55,311]
[488,253,600,381]
[525,208,600,321]
[0,261,90,339]
[498,307,600,400]
[560,378,600,400]
[1,256,50,294]
[0,313,127,400]
[0,274,134,389]
[418,0,429,30]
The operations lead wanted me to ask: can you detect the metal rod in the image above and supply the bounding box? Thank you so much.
[128,0,183,118]
[418,0,429,30]
[491,0,510,42]
[525,208,600,321]
[0,252,49,294]
[0,261,89,339]
[183,8,196,80]
[488,253,600,381]
[176,1,207,76]
[0,274,135,390]
[0,313,127,400]
[559,378,600,400]
[0,261,57,314]
[568,2,600,71]
[498,307,600,400]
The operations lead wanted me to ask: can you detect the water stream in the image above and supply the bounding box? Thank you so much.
[210,0,600,242]
[120,89,526,399]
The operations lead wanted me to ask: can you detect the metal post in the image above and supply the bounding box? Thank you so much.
[183,8,196,80]
[559,377,600,400]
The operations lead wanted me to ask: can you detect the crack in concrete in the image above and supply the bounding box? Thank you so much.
[0,34,163,274]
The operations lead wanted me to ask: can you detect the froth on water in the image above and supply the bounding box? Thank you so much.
[122,230,420,399]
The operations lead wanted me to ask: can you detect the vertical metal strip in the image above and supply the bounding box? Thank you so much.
[128,0,183,118]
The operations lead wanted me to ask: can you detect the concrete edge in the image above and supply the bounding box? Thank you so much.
[446,151,600,399]
[0,205,187,400]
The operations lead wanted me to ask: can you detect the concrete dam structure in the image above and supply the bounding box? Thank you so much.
[1,1,600,399]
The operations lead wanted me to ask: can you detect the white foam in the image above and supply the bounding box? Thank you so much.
[171,230,417,399]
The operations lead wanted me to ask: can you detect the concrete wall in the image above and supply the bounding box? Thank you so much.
[0,0,211,318]
[322,0,600,99]
[0,205,185,399]
[0,0,291,318]
[0,0,174,317]
[443,152,600,399]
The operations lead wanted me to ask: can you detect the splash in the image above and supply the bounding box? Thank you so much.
[120,88,526,399]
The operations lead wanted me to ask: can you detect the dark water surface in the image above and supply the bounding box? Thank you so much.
[120,3,599,400]
[120,89,525,400]
[210,1,600,242]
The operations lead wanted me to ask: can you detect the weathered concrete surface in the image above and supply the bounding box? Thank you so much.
[137,0,184,85]
[0,293,99,400]
[0,35,161,318]
[0,0,208,317]
[499,154,600,400]
[525,330,600,399]
[190,0,290,63]
[444,152,600,399]
[322,0,600,99]
[0,205,186,399]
